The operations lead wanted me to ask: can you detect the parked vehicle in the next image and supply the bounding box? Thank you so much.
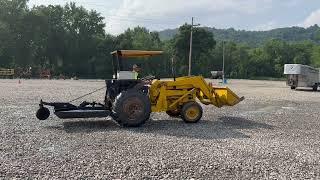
[284,64,319,91]
[210,71,223,79]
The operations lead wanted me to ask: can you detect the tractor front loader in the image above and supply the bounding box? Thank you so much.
[149,76,244,123]
[36,50,244,127]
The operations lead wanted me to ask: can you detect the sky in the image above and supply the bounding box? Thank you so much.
[28,0,320,35]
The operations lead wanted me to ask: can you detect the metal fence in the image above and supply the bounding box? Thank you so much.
[0,69,15,77]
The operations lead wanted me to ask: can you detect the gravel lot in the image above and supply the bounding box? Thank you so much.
[1,79,320,179]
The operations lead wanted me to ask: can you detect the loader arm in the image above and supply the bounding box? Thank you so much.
[149,76,244,112]
[173,76,244,107]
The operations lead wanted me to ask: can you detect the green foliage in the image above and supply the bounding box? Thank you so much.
[171,24,216,76]
[160,25,320,47]
[311,45,320,67]
[0,1,109,78]
[114,27,166,78]
[0,1,320,79]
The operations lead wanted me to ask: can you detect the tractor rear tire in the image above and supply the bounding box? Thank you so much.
[166,110,181,118]
[113,90,151,127]
[181,102,203,123]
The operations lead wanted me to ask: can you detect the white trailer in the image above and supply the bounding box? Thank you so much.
[210,71,223,79]
[284,64,320,91]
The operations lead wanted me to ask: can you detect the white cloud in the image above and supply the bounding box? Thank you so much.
[105,0,274,35]
[27,0,320,35]
[302,9,320,27]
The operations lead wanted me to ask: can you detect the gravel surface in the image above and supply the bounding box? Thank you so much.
[1,79,320,179]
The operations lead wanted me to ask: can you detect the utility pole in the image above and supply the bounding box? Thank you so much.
[188,17,200,76]
[222,41,225,83]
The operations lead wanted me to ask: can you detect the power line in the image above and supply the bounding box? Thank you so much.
[105,18,182,26]
[105,22,179,31]
[106,15,183,23]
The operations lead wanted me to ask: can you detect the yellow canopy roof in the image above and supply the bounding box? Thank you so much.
[111,50,163,58]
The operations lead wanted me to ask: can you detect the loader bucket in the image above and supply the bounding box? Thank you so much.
[212,87,244,107]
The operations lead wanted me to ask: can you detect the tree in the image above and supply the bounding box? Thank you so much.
[311,45,320,67]
[291,41,313,65]
[171,24,216,76]
[1,0,320,79]
[114,27,165,77]
[0,0,29,68]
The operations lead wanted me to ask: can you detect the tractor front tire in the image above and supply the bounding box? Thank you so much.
[181,102,203,123]
[113,90,151,127]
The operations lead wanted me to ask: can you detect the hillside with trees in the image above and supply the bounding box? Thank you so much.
[159,26,320,47]
[1,0,320,79]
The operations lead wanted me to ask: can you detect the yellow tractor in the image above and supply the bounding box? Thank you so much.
[36,50,244,127]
